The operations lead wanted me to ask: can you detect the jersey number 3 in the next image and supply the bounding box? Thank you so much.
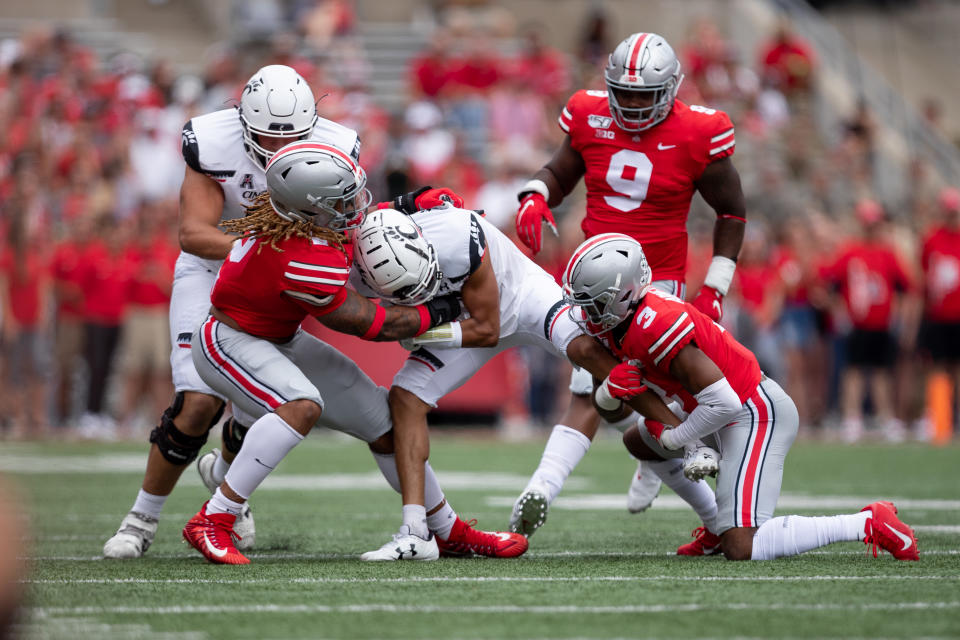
[604,149,652,212]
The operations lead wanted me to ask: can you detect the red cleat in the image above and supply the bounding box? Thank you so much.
[437,517,529,558]
[182,501,249,565]
[676,526,722,556]
[862,501,919,561]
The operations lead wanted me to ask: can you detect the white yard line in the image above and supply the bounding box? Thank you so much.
[23,575,959,585]
[486,494,960,511]
[29,601,960,616]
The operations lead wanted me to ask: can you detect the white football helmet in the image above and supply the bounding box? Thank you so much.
[239,64,318,167]
[265,141,371,230]
[561,233,651,335]
[605,33,683,132]
[353,208,442,306]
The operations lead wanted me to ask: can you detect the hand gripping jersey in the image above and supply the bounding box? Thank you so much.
[180,108,360,273]
[601,288,761,413]
[410,206,560,337]
[211,235,352,339]
[560,92,735,281]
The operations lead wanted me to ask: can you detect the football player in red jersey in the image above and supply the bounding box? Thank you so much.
[565,234,919,561]
[181,142,479,564]
[511,32,746,543]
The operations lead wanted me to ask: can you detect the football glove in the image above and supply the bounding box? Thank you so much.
[595,363,647,411]
[515,192,557,254]
[692,285,723,322]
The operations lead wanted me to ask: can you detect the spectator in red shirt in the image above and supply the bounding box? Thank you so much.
[115,203,177,436]
[511,27,571,106]
[759,20,815,95]
[919,187,960,433]
[76,214,134,438]
[0,210,52,438]
[408,34,452,100]
[826,200,914,443]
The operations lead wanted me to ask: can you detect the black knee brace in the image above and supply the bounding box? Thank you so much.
[221,417,249,455]
[148,392,225,465]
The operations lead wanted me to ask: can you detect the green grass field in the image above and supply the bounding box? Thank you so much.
[6,431,959,639]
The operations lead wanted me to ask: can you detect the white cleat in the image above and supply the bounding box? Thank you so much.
[626,460,661,513]
[197,448,255,551]
[509,488,548,538]
[683,443,720,482]
[103,511,158,558]
[360,526,439,561]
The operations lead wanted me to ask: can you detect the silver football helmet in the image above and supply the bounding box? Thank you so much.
[353,208,442,306]
[239,64,318,167]
[265,141,371,230]
[605,32,683,132]
[561,233,652,335]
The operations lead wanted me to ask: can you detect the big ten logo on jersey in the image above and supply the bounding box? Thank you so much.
[595,129,615,140]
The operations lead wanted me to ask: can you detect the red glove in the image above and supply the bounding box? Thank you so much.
[515,193,557,254]
[415,187,464,209]
[644,419,667,446]
[692,285,724,322]
[605,362,648,401]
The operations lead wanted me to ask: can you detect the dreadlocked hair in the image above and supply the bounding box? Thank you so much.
[221,192,347,254]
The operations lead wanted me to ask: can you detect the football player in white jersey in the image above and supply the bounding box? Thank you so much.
[103,65,361,558]
[351,205,686,556]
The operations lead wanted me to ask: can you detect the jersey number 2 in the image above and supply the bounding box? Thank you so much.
[603,149,652,212]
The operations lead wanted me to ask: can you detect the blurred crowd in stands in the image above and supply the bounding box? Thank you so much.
[0,0,958,445]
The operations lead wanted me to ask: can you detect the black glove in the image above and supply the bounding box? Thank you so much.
[424,294,461,327]
[392,186,432,215]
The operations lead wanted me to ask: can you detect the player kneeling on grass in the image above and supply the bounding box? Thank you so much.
[182,142,501,564]
[564,233,919,561]
[350,202,675,558]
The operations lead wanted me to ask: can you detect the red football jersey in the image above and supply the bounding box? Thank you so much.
[211,235,351,339]
[560,93,735,281]
[921,226,960,322]
[600,288,761,413]
[827,242,912,331]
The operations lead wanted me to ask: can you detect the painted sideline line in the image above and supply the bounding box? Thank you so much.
[26,549,960,561]
[23,575,959,585]
[487,495,960,511]
[31,601,960,616]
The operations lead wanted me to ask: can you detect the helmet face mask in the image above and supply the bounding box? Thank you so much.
[604,33,683,132]
[239,65,318,167]
[353,209,443,306]
[561,233,652,336]
[265,141,371,230]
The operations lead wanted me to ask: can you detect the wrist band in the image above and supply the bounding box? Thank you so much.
[361,305,387,340]
[704,255,737,296]
[518,178,549,202]
[415,304,432,336]
[594,379,623,412]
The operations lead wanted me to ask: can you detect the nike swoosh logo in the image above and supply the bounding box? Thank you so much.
[884,522,913,551]
[494,532,514,542]
[254,457,274,470]
[519,199,536,218]
[203,532,228,558]
[657,143,676,150]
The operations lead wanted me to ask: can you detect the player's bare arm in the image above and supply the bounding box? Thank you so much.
[178,165,233,260]
[667,344,725,396]
[455,255,500,347]
[318,289,429,341]
[695,157,746,261]
[536,136,587,206]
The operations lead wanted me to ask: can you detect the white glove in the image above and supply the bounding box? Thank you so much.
[682,441,720,482]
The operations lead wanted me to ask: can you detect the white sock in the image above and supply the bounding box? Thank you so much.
[525,424,592,504]
[402,504,429,538]
[207,488,245,516]
[212,453,230,486]
[223,413,303,500]
[751,513,870,560]
[427,499,458,541]
[647,458,719,533]
[132,490,167,520]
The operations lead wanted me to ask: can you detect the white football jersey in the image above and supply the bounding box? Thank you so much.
[411,206,557,337]
[179,108,360,273]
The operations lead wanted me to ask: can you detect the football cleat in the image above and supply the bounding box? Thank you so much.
[682,443,720,482]
[103,511,158,559]
[509,489,548,538]
[197,449,256,551]
[626,460,661,513]
[182,501,249,565]
[360,525,439,562]
[438,517,529,558]
[677,526,722,556]
[862,500,919,561]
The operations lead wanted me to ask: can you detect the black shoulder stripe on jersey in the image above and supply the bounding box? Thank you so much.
[203,169,237,179]
[351,136,362,161]
[468,214,487,274]
[181,120,202,172]
[542,300,565,341]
